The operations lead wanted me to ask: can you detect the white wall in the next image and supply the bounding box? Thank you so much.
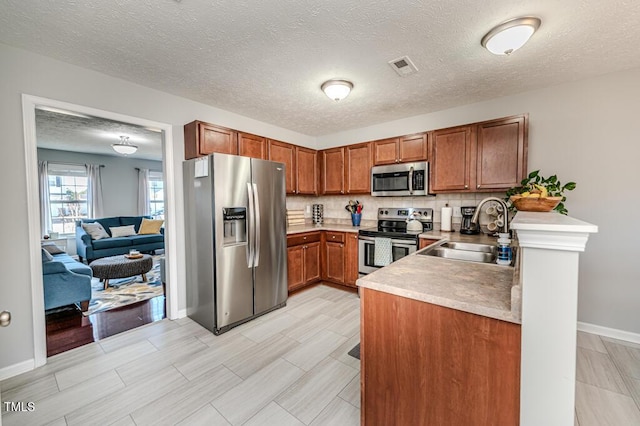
[317,68,640,335]
[0,42,315,371]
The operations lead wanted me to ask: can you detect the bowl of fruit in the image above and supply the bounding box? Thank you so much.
[505,171,576,215]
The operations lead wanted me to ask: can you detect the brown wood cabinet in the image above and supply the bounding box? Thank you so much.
[430,125,474,192]
[268,139,296,194]
[418,238,440,250]
[184,121,238,159]
[361,288,521,426]
[344,232,359,287]
[320,147,345,195]
[476,115,528,191]
[286,232,321,292]
[238,132,266,159]
[373,133,428,165]
[430,114,528,193]
[324,232,345,283]
[345,142,372,194]
[296,147,318,195]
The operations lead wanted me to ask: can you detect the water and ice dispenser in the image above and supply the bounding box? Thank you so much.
[222,207,247,246]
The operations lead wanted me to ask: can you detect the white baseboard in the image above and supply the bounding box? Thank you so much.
[176,309,187,319]
[578,321,640,344]
[0,359,34,382]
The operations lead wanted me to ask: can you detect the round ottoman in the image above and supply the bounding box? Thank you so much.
[89,254,153,290]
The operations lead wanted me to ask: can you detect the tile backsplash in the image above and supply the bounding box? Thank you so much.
[286,192,507,225]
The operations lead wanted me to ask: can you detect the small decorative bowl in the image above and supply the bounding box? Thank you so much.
[509,195,563,212]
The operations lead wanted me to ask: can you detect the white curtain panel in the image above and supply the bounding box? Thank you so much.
[38,160,51,236]
[86,164,104,218]
[138,168,150,216]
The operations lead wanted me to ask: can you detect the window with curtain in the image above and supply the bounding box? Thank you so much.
[46,163,89,234]
[149,171,164,219]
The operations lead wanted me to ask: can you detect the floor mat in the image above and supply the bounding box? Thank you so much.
[83,255,164,316]
[348,343,361,360]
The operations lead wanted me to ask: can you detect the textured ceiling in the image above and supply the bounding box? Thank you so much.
[2,1,640,137]
[36,109,163,161]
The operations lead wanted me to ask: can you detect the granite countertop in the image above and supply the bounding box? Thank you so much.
[286,223,368,235]
[357,228,522,324]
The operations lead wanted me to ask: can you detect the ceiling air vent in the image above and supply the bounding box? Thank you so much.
[388,55,418,77]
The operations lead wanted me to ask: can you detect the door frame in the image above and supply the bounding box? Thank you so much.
[22,94,179,368]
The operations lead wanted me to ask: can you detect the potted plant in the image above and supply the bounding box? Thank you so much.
[505,170,576,215]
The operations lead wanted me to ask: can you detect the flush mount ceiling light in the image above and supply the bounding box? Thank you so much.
[321,79,354,102]
[481,17,541,55]
[112,135,138,155]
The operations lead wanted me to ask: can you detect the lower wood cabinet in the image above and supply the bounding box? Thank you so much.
[286,232,321,292]
[418,238,440,250]
[324,233,345,283]
[361,288,521,426]
[288,230,359,291]
[344,232,359,287]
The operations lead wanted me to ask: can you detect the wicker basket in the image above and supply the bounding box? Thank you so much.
[509,195,563,212]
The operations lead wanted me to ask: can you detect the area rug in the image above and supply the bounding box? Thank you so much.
[83,255,164,316]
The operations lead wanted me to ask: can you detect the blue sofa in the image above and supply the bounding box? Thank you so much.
[76,216,164,262]
[42,248,92,311]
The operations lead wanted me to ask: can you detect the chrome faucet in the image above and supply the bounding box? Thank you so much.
[472,197,509,234]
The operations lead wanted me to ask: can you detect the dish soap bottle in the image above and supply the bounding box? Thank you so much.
[496,233,512,266]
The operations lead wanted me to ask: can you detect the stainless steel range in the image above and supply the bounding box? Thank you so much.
[358,207,433,276]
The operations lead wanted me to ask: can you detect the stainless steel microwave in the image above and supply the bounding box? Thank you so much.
[371,162,429,196]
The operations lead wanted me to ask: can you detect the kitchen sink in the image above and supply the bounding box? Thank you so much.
[418,242,498,264]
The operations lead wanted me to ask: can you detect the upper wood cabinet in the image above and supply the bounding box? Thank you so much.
[373,137,399,165]
[238,132,266,159]
[476,115,528,190]
[345,142,372,194]
[321,147,345,195]
[296,147,319,195]
[373,133,428,165]
[429,114,528,193]
[184,121,238,159]
[430,125,474,192]
[268,139,296,194]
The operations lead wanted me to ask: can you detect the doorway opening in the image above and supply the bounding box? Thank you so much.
[22,95,179,365]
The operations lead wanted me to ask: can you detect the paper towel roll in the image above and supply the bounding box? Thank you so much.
[441,205,453,232]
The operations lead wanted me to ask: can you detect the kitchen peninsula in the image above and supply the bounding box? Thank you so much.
[357,211,597,426]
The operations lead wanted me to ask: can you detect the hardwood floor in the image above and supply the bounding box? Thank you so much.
[2,284,639,425]
[45,296,166,356]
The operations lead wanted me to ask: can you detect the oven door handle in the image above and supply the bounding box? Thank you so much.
[359,236,417,247]
[408,166,414,195]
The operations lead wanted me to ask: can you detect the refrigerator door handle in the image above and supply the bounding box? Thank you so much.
[246,182,255,268]
[252,183,261,267]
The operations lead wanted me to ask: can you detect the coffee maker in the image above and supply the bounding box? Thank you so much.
[460,206,480,235]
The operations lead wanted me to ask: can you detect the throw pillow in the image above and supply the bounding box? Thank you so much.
[82,222,110,240]
[110,225,137,238]
[138,218,164,235]
[42,243,65,255]
[41,248,54,262]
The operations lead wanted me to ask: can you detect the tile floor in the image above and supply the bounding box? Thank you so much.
[1,284,639,425]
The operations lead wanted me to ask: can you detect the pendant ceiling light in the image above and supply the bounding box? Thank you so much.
[481,17,541,55]
[321,79,354,102]
[111,135,138,155]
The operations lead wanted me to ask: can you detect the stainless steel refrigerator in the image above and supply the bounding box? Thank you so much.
[183,153,287,335]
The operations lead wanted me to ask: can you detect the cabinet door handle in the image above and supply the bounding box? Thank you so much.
[303,236,307,240]
[464,185,468,189]
[477,184,481,188]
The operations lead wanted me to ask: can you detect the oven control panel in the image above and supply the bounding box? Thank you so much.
[377,207,433,222]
